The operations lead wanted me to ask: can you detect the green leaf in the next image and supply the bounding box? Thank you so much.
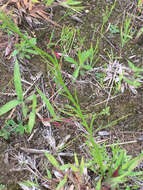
[27,112,36,133]
[22,103,28,118]
[31,0,39,3]
[73,66,80,79]
[122,153,143,172]
[25,94,35,101]
[60,0,81,6]
[29,38,37,45]
[127,60,143,72]
[11,49,19,56]
[109,24,119,34]
[81,64,93,70]
[26,94,37,133]
[124,77,141,88]
[14,59,23,101]
[96,178,102,190]
[80,157,85,174]
[56,174,67,190]
[46,0,54,6]
[45,153,60,169]
[78,49,92,65]
[70,164,79,172]
[74,153,79,167]
[59,164,70,171]
[36,86,57,119]
[45,168,52,179]
[64,56,78,65]
[32,94,37,110]
[0,99,20,116]
[19,181,38,188]
[24,49,38,55]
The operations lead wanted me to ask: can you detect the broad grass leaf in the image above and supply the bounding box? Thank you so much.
[14,60,23,101]
[22,103,28,118]
[121,153,143,172]
[59,164,70,171]
[24,49,38,55]
[36,86,56,119]
[0,99,20,116]
[96,178,102,190]
[82,64,93,70]
[27,112,36,133]
[73,66,80,79]
[45,153,60,169]
[64,56,77,65]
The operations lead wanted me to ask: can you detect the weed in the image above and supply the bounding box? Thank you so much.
[60,25,75,54]
[101,1,116,34]
[19,144,143,189]
[94,146,143,189]
[0,120,25,140]
[0,9,143,190]
[64,48,94,81]
[0,59,37,134]
[120,15,134,48]
[18,181,39,190]
[109,24,120,34]
[108,24,120,38]
[12,34,38,60]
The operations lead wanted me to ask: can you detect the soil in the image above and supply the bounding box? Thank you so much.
[0,0,143,189]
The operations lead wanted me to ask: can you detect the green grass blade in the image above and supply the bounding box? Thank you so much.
[45,153,60,169]
[121,153,143,171]
[26,94,37,133]
[14,59,23,102]
[74,153,79,167]
[36,86,56,119]
[80,157,85,174]
[56,174,67,190]
[96,178,102,190]
[27,112,36,133]
[0,99,20,116]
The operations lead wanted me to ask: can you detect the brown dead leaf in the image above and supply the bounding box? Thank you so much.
[1,0,61,28]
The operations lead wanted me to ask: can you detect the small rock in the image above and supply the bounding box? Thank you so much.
[98,131,110,136]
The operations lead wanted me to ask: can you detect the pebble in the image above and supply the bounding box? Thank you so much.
[85,10,89,13]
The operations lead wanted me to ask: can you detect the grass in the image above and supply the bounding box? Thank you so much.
[0,0,143,189]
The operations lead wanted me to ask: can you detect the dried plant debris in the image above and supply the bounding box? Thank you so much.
[0,0,61,28]
[104,60,143,94]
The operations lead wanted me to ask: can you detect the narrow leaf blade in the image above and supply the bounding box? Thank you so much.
[0,99,20,116]
[14,60,23,101]
[36,87,56,119]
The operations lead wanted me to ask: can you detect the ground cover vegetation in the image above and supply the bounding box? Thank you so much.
[0,0,143,189]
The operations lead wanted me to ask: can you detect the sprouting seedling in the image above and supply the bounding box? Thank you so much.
[120,15,134,48]
[64,48,93,81]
